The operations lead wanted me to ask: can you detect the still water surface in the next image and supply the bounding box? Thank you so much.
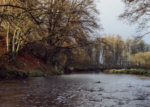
[0,73,150,107]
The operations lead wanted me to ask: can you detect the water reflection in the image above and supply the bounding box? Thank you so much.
[0,73,150,107]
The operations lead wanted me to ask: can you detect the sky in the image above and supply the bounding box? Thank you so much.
[96,0,150,44]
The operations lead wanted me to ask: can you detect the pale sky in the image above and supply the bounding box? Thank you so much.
[96,0,150,44]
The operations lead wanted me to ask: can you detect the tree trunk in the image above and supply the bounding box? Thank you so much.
[6,22,10,53]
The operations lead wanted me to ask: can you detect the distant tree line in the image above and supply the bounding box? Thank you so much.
[84,35,150,69]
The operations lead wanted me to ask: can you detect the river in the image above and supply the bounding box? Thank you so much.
[0,73,150,107]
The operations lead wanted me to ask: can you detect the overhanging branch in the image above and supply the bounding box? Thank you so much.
[0,4,41,25]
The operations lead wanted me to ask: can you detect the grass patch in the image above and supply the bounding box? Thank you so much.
[104,69,150,76]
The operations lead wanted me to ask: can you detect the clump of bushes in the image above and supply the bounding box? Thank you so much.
[53,70,64,75]
[50,67,64,75]
[0,66,46,79]
[0,65,65,79]
[27,69,44,77]
[0,66,28,79]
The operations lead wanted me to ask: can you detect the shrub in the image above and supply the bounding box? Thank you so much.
[0,66,28,79]
[27,69,44,77]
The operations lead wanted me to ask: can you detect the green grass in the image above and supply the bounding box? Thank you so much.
[104,69,150,76]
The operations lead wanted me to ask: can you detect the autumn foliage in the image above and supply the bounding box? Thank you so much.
[0,0,150,77]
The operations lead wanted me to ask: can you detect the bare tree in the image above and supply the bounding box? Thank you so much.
[0,0,41,60]
[0,0,101,61]
[41,0,100,47]
[120,0,150,38]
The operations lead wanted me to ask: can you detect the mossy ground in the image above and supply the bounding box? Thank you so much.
[104,69,150,76]
[0,66,65,79]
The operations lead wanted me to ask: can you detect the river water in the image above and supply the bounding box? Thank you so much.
[0,73,150,107]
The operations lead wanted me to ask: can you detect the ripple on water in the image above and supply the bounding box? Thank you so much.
[0,73,150,107]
